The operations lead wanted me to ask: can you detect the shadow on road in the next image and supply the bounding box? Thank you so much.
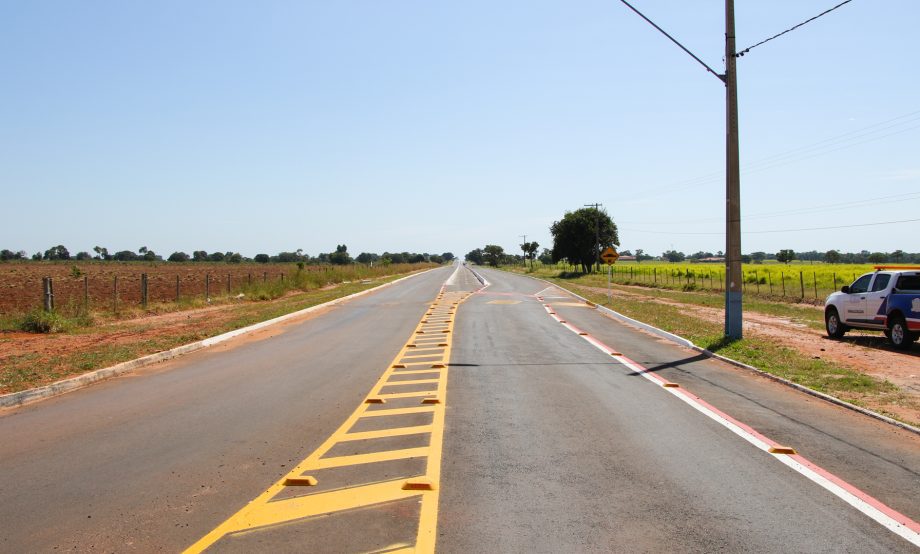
[627,353,710,377]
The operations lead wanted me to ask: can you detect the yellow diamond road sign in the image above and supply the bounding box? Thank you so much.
[601,247,619,265]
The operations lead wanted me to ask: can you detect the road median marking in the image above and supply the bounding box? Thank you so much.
[184,285,476,553]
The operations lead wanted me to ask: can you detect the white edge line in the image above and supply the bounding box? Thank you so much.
[549,297,920,547]
[0,268,439,409]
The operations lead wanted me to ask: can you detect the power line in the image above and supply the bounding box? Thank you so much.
[617,0,724,82]
[618,191,920,226]
[621,217,920,236]
[616,109,920,204]
[735,0,855,58]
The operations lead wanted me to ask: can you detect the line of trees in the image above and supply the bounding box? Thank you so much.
[650,249,920,264]
[1,245,456,265]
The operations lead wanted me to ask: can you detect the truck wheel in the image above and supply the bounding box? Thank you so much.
[888,316,912,349]
[825,308,847,338]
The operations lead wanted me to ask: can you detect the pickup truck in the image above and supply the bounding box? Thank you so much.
[825,267,920,349]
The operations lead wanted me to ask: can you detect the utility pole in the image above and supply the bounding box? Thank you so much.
[584,203,602,273]
[724,0,743,340]
[520,234,527,268]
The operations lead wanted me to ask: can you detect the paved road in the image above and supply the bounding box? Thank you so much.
[0,264,917,552]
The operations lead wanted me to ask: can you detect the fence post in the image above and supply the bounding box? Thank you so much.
[176,275,180,302]
[799,271,805,299]
[248,273,252,285]
[768,272,773,295]
[84,276,89,311]
[113,275,118,314]
[43,277,54,312]
[653,268,657,284]
[227,273,231,294]
[263,272,267,282]
[833,273,837,291]
[755,270,760,294]
[141,273,148,308]
[781,272,785,296]
[206,273,210,301]
[813,272,818,299]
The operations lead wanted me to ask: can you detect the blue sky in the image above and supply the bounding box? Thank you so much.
[2,1,917,259]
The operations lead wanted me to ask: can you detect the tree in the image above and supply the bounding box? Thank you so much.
[227,252,243,263]
[663,250,685,263]
[254,253,270,264]
[113,250,139,261]
[356,252,377,264]
[329,244,352,265]
[0,249,17,261]
[208,252,225,262]
[442,252,455,262]
[483,245,504,267]
[634,249,644,263]
[751,251,766,264]
[538,248,553,265]
[138,246,148,255]
[93,246,110,260]
[168,251,190,262]
[891,249,905,263]
[776,249,796,264]
[43,245,71,260]
[465,248,484,265]
[192,250,209,262]
[868,252,888,264]
[825,250,841,264]
[520,241,539,269]
[550,207,619,273]
[75,251,92,260]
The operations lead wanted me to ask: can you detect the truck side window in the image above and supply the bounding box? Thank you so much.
[896,274,920,291]
[850,275,871,294]
[870,274,891,292]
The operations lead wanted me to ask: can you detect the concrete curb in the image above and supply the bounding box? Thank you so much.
[520,272,920,437]
[0,269,436,410]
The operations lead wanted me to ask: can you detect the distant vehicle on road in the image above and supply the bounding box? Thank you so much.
[825,266,920,349]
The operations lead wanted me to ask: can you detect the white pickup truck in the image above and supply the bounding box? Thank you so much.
[824,267,920,349]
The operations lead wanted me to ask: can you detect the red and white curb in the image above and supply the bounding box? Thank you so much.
[543,301,920,548]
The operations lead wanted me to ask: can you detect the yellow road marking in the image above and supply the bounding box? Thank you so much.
[184,287,474,553]
[341,425,433,442]
[486,299,521,305]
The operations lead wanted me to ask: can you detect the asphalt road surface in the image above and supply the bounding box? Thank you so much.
[1,264,917,552]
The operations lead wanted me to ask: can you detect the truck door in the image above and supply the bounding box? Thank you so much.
[865,273,891,327]
[844,274,872,323]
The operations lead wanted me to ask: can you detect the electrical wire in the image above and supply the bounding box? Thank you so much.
[735,0,855,58]
[621,217,920,236]
[616,109,920,205]
[618,191,920,226]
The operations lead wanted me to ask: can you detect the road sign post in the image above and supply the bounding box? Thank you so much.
[600,247,619,303]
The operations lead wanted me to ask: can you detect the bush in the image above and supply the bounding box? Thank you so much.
[19,310,72,333]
